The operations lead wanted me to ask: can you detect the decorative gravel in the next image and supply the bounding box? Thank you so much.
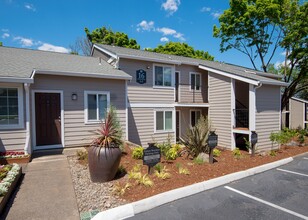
[67,156,127,213]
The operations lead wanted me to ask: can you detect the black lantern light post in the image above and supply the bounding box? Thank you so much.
[207,131,218,164]
[250,131,258,157]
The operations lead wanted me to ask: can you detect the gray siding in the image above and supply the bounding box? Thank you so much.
[31,74,127,148]
[128,107,174,147]
[0,83,26,151]
[290,99,304,129]
[92,48,112,62]
[256,85,280,150]
[119,59,175,104]
[208,72,232,148]
[175,65,208,103]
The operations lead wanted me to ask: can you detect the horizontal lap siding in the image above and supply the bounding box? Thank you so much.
[256,85,280,150]
[176,65,208,103]
[120,59,174,103]
[0,130,26,151]
[31,75,126,148]
[128,107,174,147]
[208,73,231,149]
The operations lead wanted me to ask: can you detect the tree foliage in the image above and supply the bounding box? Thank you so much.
[85,26,140,49]
[147,42,214,61]
[213,0,307,109]
[0,42,2,46]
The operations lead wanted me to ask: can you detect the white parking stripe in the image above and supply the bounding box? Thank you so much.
[303,158,308,160]
[277,168,308,177]
[224,186,308,220]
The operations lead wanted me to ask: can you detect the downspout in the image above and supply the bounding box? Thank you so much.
[24,83,31,155]
[115,56,120,69]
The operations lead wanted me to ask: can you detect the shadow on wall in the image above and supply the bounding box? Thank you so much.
[128,107,141,146]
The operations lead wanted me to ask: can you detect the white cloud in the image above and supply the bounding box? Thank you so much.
[1,29,9,32]
[38,43,70,53]
[13,36,34,47]
[275,60,291,69]
[174,33,185,41]
[157,27,177,36]
[211,12,222,19]
[201,7,211,12]
[24,3,36,11]
[160,37,169,42]
[2,33,10,39]
[162,0,180,15]
[137,20,155,32]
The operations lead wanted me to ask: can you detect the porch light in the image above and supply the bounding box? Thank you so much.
[71,93,78,101]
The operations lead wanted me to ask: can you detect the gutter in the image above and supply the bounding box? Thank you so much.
[117,53,182,65]
[0,76,33,84]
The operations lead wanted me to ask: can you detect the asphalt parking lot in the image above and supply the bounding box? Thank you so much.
[128,154,308,220]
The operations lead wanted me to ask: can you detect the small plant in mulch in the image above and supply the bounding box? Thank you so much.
[269,150,277,156]
[154,165,171,180]
[232,148,242,159]
[0,163,20,196]
[132,146,144,159]
[213,149,221,157]
[193,157,205,165]
[136,174,154,187]
[176,163,190,175]
[112,182,131,196]
[76,149,88,161]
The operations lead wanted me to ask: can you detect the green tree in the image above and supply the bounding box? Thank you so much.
[0,42,2,46]
[85,26,140,49]
[147,42,214,61]
[213,0,307,109]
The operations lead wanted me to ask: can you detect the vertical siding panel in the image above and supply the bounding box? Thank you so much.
[208,72,232,148]
[290,99,304,129]
[256,85,280,150]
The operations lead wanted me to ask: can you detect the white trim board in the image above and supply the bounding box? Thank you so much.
[31,90,65,150]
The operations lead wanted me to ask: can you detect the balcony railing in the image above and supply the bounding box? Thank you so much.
[233,109,249,128]
[175,83,207,103]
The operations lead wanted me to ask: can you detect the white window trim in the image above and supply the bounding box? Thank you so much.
[84,91,110,124]
[153,64,175,89]
[189,72,201,92]
[190,109,201,127]
[0,83,24,130]
[154,109,174,133]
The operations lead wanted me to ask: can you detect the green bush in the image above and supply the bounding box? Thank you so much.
[269,150,277,156]
[193,157,205,165]
[298,129,306,144]
[232,148,241,159]
[165,144,181,160]
[132,146,144,159]
[213,149,221,157]
[270,128,298,145]
[182,116,211,158]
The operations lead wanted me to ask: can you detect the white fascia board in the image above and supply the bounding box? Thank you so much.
[129,103,175,108]
[92,44,118,59]
[35,70,132,81]
[291,97,308,104]
[174,103,210,107]
[118,54,182,65]
[0,76,33,83]
[199,65,259,86]
[259,80,289,87]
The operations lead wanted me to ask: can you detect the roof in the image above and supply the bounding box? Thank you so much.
[94,44,287,87]
[291,97,308,104]
[0,46,132,83]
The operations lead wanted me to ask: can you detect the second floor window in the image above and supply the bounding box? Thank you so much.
[190,73,201,91]
[154,66,172,87]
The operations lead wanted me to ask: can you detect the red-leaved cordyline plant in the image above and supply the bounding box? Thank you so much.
[91,106,123,152]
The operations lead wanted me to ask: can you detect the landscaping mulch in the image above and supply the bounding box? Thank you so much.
[68,144,308,213]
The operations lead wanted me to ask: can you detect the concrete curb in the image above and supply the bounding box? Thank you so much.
[92,157,293,220]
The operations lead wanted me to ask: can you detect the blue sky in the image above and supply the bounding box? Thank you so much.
[0,0,286,70]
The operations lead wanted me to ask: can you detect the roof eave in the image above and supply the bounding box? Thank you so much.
[35,70,132,81]
[118,54,182,65]
[260,80,289,87]
[0,76,34,84]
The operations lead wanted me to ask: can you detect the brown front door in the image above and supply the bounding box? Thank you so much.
[35,93,61,146]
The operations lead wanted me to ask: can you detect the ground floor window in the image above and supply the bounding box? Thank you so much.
[85,91,110,123]
[155,110,173,132]
[190,110,201,127]
[0,87,22,128]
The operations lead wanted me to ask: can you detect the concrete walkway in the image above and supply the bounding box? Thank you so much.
[1,149,80,220]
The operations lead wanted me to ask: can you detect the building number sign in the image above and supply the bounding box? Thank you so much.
[136,69,146,84]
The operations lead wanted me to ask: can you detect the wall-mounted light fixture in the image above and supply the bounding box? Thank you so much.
[71,93,78,101]
[146,66,150,69]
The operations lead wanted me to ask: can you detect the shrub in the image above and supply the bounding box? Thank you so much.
[182,116,211,158]
[76,149,88,161]
[298,129,306,144]
[154,166,171,180]
[165,144,181,160]
[178,167,190,175]
[193,157,205,165]
[270,128,297,145]
[154,163,162,173]
[232,148,241,159]
[136,174,153,187]
[243,137,251,151]
[213,149,221,157]
[269,150,277,156]
[132,146,144,159]
[128,164,142,180]
[113,183,131,196]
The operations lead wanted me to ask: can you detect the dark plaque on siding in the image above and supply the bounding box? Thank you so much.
[136,69,146,84]
[143,143,161,167]
[251,131,258,145]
